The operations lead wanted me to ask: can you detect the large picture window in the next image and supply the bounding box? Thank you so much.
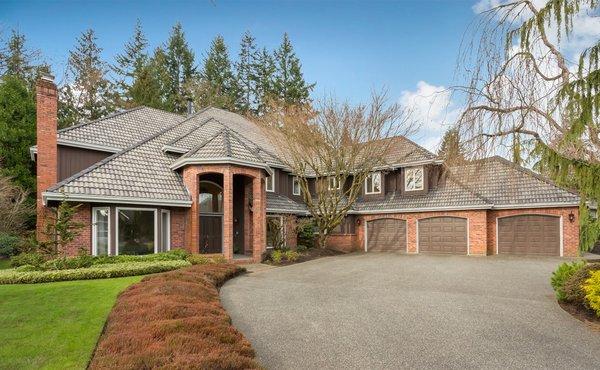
[92,207,110,256]
[365,172,382,194]
[117,208,157,255]
[405,167,424,191]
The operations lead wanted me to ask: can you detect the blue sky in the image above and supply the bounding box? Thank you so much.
[0,0,481,149]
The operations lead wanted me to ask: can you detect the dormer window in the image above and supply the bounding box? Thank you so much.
[292,177,301,195]
[266,175,274,192]
[365,172,381,194]
[328,176,341,190]
[405,167,424,191]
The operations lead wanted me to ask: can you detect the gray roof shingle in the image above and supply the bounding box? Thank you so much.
[266,192,309,214]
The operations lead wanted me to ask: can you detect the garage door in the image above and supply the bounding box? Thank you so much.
[418,217,468,254]
[367,219,407,251]
[497,215,560,255]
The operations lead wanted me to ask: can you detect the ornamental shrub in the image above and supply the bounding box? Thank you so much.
[562,263,600,305]
[551,261,586,301]
[284,250,300,262]
[10,252,45,268]
[187,254,227,265]
[583,270,600,317]
[271,250,284,264]
[0,233,20,257]
[0,260,190,284]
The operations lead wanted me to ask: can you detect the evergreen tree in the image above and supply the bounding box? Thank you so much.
[0,76,36,193]
[112,20,148,108]
[273,33,314,107]
[0,29,45,86]
[194,35,240,111]
[165,23,196,113]
[127,47,171,111]
[236,31,258,113]
[437,128,464,162]
[60,29,116,126]
[254,47,276,114]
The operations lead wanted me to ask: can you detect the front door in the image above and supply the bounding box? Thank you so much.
[200,215,222,253]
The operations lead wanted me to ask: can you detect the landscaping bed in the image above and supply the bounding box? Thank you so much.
[264,247,344,266]
[551,261,600,327]
[89,263,260,369]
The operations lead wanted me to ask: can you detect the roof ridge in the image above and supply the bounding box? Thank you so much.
[165,116,215,146]
[225,127,269,164]
[181,128,228,160]
[57,106,146,134]
[47,111,200,193]
[390,134,437,158]
[223,128,232,157]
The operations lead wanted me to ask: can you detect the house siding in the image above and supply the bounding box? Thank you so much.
[58,145,111,181]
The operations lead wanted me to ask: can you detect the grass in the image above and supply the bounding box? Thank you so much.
[89,264,259,369]
[0,276,142,369]
[0,258,10,270]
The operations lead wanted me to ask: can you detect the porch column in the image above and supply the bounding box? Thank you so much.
[182,167,199,254]
[223,167,234,260]
[252,174,266,262]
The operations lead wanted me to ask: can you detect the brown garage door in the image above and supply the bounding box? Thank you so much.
[367,219,407,251]
[497,215,560,255]
[418,217,468,254]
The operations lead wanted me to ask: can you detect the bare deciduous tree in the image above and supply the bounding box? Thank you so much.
[0,175,33,234]
[256,92,414,248]
[455,0,600,250]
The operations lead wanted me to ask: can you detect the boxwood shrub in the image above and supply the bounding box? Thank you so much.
[0,260,191,284]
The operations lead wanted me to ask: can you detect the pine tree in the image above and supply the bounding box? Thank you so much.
[236,31,258,113]
[127,47,170,111]
[112,20,148,108]
[255,47,276,114]
[273,33,314,107]
[0,29,45,86]
[61,29,116,126]
[165,23,196,113]
[437,128,464,163]
[194,35,240,111]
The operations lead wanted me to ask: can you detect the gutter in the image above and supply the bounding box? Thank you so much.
[42,192,192,207]
[170,157,274,176]
[29,140,121,162]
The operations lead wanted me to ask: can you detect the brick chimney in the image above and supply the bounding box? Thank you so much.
[36,74,58,239]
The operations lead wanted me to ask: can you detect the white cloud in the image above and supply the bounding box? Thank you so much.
[398,81,460,152]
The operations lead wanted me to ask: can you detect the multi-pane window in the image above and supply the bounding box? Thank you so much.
[328,176,341,190]
[365,172,382,194]
[266,175,274,192]
[405,167,424,191]
[292,177,301,195]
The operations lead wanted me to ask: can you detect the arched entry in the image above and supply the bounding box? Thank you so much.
[199,180,223,253]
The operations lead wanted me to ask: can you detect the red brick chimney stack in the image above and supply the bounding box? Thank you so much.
[36,74,58,239]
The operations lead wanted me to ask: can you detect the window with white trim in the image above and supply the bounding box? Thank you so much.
[117,208,157,255]
[405,167,424,191]
[365,172,382,194]
[328,176,341,190]
[292,176,301,195]
[266,175,274,192]
[92,207,110,256]
[161,210,171,252]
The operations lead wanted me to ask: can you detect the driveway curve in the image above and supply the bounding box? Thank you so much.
[220,253,600,369]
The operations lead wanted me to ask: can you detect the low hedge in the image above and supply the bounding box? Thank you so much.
[0,260,191,284]
[89,264,259,369]
[583,270,600,317]
[562,263,600,305]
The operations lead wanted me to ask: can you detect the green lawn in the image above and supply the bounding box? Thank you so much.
[0,276,142,369]
[0,259,11,269]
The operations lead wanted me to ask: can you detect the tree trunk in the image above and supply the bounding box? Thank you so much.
[317,232,328,249]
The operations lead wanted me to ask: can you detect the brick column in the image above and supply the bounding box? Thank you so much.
[223,167,233,260]
[182,167,198,253]
[36,75,58,241]
[252,174,266,262]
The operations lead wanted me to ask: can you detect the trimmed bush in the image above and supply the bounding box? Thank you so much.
[89,264,259,369]
[562,263,600,305]
[551,261,586,301]
[0,233,20,257]
[10,252,45,268]
[271,249,284,264]
[0,260,190,284]
[583,270,600,317]
[284,250,300,262]
[188,254,227,265]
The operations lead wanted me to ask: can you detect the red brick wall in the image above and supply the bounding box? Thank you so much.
[487,207,579,257]
[327,234,357,252]
[170,208,186,250]
[62,203,91,256]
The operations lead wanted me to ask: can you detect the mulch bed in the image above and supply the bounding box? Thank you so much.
[558,301,600,331]
[271,247,345,266]
[88,264,260,369]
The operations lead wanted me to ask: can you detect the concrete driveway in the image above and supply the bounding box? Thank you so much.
[220,253,600,369]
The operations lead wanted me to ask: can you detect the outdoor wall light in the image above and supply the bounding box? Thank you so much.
[356,219,361,226]
[568,212,575,223]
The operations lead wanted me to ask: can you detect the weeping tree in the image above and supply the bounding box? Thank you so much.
[257,92,414,248]
[455,0,600,251]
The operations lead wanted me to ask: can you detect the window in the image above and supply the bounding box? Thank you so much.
[92,207,110,256]
[365,172,382,194]
[292,177,301,195]
[405,167,424,191]
[328,176,341,190]
[117,208,157,255]
[265,175,274,192]
[161,210,170,252]
[199,181,223,213]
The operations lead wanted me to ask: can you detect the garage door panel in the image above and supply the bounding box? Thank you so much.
[418,217,468,254]
[498,215,560,255]
[367,219,407,252]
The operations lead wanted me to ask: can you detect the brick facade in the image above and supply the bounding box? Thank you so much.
[327,207,579,257]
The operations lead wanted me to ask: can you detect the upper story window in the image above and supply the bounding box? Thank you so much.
[265,175,275,192]
[405,167,424,191]
[292,176,301,195]
[328,176,341,191]
[365,172,382,194]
